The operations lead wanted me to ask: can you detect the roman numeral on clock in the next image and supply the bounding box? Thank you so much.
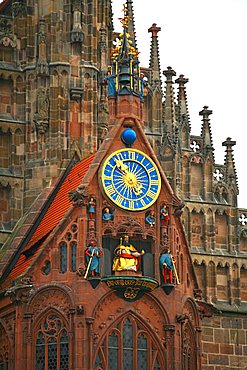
[147,189,157,199]
[105,184,116,196]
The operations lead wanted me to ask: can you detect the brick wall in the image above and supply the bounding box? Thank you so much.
[202,314,247,370]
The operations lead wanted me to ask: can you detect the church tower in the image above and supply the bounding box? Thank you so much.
[0,0,113,245]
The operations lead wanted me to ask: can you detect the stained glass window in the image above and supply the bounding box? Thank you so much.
[123,319,133,370]
[36,332,45,370]
[60,242,68,273]
[60,329,69,370]
[108,332,118,370]
[94,315,163,370]
[137,334,147,370]
[71,241,77,272]
[35,312,69,370]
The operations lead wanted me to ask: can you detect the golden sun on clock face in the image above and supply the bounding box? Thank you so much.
[101,149,161,211]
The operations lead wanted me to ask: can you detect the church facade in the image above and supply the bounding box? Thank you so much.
[0,1,246,369]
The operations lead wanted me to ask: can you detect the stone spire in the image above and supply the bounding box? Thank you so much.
[175,75,190,125]
[125,0,137,49]
[148,23,162,86]
[163,67,176,136]
[222,137,238,189]
[199,106,214,155]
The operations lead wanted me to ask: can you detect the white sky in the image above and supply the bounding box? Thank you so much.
[112,0,247,209]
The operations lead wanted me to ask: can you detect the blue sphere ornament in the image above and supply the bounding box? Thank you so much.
[121,128,137,146]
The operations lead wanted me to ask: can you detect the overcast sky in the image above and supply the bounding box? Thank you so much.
[112,0,247,209]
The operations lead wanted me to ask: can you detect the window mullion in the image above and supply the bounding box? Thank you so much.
[45,337,48,370]
[133,321,138,370]
[57,334,60,370]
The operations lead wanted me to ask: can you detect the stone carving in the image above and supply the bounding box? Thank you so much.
[30,288,71,319]
[12,0,27,17]
[71,0,84,42]
[34,88,49,134]
[37,17,49,75]
[5,284,33,304]
[0,18,17,47]
[68,185,89,205]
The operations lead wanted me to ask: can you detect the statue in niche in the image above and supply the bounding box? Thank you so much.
[88,197,96,219]
[112,235,145,272]
[84,240,102,279]
[160,248,179,284]
[145,210,155,227]
[105,70,116,97]
[34,88,49,134]
[160,205,170,226]
[102,207,114,221]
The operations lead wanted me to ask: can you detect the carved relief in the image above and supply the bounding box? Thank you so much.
[0,18,17,47]
[12,1,27,17]
[29,287,72,320]
[68,184,89,205]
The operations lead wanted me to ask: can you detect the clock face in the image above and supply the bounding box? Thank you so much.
[101,149,161,211]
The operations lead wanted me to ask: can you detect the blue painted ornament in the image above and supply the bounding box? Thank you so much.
[121,128,136,146]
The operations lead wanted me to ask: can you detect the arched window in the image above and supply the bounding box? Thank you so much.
[94,316,163,370]
[182,322,196,370]
[59,242,68,273]
[35,312,69,370]
[71,241,77,272]
[0,323,9,370]
[59,223,78,273]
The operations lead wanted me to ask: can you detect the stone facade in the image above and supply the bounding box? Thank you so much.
[0,0,247,369]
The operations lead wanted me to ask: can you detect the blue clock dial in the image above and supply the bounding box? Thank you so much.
[101,149,161,211]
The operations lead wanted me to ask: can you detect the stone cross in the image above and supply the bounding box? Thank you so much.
[239,214,247,226]
[190,140,200,152]
[214,169,224,182]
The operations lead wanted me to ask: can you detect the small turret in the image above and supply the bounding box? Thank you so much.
[163,67,177,138]
[222,137,238,189]
[175,74,190,148]
[148,23,162,87]
[199,106,214,155]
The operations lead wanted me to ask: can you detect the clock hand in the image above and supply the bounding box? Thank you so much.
[133,183,142,195]
[115,158,129,174]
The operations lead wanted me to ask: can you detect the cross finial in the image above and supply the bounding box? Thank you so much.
[148,23,161,37]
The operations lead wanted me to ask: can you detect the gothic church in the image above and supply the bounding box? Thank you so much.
[0,1,246,369]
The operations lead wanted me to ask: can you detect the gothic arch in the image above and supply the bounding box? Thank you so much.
[181,320,197,370]
[51,70,59,87]
[216,262,229,301]
[28,284,74,319]
[32,307,71,370]
[93,292,169,370]
[183,297,200,330]
[92,291,170,346]
[94,312,166,370]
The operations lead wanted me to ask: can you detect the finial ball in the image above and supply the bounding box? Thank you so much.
[121,128,137,146]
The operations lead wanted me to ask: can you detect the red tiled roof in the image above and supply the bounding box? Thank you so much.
[4,154,95,286]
